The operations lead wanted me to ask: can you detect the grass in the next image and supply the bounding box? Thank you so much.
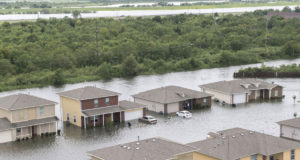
[0,1,299,14]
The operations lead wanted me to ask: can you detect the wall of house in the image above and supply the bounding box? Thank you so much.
[273,152,283,160]
[280,125,300,141]
[271,86,283,98]
[248,90,256,100]
[283,148,300,160]
[192,152,219,160]
[205,89,231,104]
[81,96,118,110]
[134,98,164,113]
[60,96,82,127]
[36,122,56,135]
[233,93,246,104]
[0,108,11,121]
[167,102,179,113]
[11,104,55,123]
[195,97,212,107]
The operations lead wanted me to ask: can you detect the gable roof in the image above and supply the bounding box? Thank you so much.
[277,117,300,129]
[187,128,300,160]
[58,86,120,101]
[132,85,212,104]
[0,94,56,111]
[199,79,280,94]
[87,137,195,160]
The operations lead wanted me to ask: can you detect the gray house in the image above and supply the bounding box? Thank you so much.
[132,85,212,114]
[278,117,300,141]
[199,79,283,105]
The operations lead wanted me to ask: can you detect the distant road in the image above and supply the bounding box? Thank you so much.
[0,5,298,21]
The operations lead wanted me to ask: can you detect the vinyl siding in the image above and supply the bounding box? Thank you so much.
[205,89,231,104]
[193,152,220,160]
[11,104,55,123]
[60,96,82,127]
[281,125,300,141]
[134,98,164,113]
[0,108,11,121]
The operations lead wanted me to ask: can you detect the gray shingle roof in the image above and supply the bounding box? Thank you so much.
[0,94,56,111]
[199,79,280,94]
[87,137,195,160]
[82,101,144,116]
[187,128,300,160]
[58,86,120,101]
[0,116,58,131]
[132,85,212,104]
[277,117,300,129]
[119,100,145,110]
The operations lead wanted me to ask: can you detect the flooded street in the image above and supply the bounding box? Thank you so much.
[0,58,300,160]
[0,5,298,21]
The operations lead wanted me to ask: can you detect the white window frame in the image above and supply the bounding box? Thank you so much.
[274,90,278,96]
[40,106,45,115]
[203,98,207,104]
[94,99,98,107]
[105,98,110,105]
[73,115,76,123]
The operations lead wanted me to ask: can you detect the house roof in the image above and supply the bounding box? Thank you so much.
[199,79,280,94]
[87,137,195,160]
[0,94,57,111]
[119,100,145,110]
[58,86,120,101]
[82,101,144,116]
[187,128,300,160]
[132,85,212,104]
[0,116,58,132]
[277,117,300,129]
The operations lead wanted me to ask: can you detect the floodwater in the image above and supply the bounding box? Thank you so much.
[0,58,300,160]
[0,5,298,21]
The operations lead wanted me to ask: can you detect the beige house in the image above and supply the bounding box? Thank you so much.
[199,79,283,105]
[87,128,300,160]
[278,117,300,141]
[0,94,58,143]
[132,85,212,114]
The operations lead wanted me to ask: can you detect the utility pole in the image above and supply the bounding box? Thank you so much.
[95,20,99,56]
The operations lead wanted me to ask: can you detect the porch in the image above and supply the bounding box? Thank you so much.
[82,106,125,128]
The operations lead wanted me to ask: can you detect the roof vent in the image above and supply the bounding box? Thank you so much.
[241,84,250,89]
[176,92,186,98]
[222,136,226,139]
[152,138,156,142]
[232,136,236,138]
[136,147,140,150]
[127,147,131,150]
[249,131,253,134]
[241,133,244,136]
[123,145,127,148]
[136,142,140,145]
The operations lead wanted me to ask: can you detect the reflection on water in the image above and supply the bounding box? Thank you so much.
[0,58,300,160]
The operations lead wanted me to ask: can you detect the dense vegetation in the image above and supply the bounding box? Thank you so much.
[0,10,300,91]
[238,64,300,73]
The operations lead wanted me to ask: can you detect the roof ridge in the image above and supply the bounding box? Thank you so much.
[10,94,23,110]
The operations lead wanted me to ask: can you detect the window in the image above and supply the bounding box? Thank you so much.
[274,90,278,96]
[105,98,110,105]
[73,115,76,123]
[270,156,274,160]
[67,113,70,121]
[94,99,98,107]
[90,116,94,123]
[40,106,45,115]
[95,116,99,122]
[251,155,257,160]
[16,128,21,136]
[203,98,207,104]
[291,149,295,160]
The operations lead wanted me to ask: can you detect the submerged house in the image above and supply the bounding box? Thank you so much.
[87,127,300,160]
[132,85,212,114]
[58,86,145,128]
[199,79,283,105]
[0,94,58,143]
[278,117,300,141]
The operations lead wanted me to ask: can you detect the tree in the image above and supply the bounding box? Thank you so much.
[282,6,292,12]
[52,69,65,86]
[72,10,81,19]
[0,59,14,76]
[121,54,139,77]
[98,62,113,80]
[295,6,300,13]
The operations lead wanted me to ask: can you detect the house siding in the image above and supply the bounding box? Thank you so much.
[81,96,118,110]
[271,86,283,98]
[134,98,164,113]
[11,105,55,123]
[60,96,82,127]
[280,125,300,141]
[0,108,11,121]
[205,89,231,104]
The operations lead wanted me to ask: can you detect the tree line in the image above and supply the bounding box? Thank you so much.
[0,9,300,91]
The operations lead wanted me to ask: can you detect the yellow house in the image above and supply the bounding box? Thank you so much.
[87,128,300,160]
[173,128,300,160]
[58,86,145,128]
[0,94,58,143]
